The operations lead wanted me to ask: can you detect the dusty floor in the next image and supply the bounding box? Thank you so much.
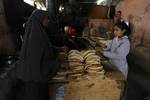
[64,76,122,100]
[49,72,125,100]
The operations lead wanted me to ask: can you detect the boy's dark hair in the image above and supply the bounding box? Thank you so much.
[117,11,122,14]
[114,21,131,36]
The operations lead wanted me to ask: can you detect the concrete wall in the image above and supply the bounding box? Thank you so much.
[116,0,150,72]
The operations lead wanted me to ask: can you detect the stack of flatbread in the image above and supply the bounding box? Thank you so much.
[67,50,105,79]
[52,71,68,81]
[68,50,84,79]
[82,50,105,76]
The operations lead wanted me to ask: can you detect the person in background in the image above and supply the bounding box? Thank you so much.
[114,11,124,24]
[63,26,78,50]
[115,11,129,26]
[89,23,97,36]
[82,19,97,38]
[114,10,124,24]
[99,21,130,78]
[82,19,90,37]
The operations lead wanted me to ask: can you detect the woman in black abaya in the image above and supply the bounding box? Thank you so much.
[14,9,60,100]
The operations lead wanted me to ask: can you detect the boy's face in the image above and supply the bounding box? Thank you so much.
[115,12,121,19]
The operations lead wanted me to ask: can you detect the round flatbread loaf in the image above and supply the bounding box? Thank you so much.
[85,55,100,62]
[81,50,96,58]
[68,55,84,62]
[97,70,105,75]
[86,60,100,65]
[69,62,83,67]
[70,73,83,77]
[69,50,80,55]
[68,53,83,57]
[87,66,103,71]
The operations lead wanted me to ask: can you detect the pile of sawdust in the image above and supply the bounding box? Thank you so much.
[64,77,122,100]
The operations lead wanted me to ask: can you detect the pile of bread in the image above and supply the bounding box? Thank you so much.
[67,50,84,79]
[68,50,105,78]
[52,49,105,81]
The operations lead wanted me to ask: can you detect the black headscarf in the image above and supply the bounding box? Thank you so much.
[15,10,59,82]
